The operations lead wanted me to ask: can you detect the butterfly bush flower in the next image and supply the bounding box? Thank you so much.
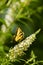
[8,29,41,62]
[4,0,31,27]
[2,0,31,32]
[4,8,14,27]
[1,24,7,32]
[20,0,31,6]
[1,1,20,32]
[4,1,20,27]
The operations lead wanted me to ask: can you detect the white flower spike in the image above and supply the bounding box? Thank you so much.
[8,29,41,62]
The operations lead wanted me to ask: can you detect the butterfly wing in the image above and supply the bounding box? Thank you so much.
[15,28,24,42]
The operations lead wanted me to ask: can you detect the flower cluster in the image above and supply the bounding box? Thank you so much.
[1,0,31,32]
[8,29,41,62]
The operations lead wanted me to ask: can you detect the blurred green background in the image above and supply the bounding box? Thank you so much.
[0,0,43,65]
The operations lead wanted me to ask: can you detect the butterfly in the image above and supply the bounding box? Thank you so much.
[13,27,24,42]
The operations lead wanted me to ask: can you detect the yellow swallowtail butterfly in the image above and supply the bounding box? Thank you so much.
[13,27,24,42]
